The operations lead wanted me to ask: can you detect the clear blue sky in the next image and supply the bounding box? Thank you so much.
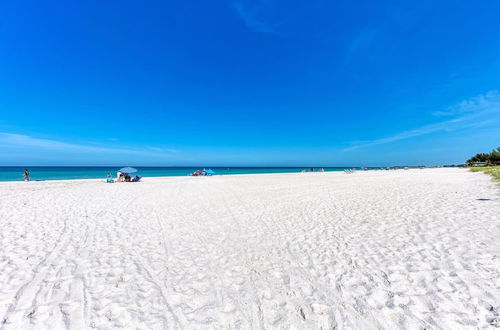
[0,0,499,166]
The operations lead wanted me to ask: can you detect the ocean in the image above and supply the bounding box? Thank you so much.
[0,166,359,182]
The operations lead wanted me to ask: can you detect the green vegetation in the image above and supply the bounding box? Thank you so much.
[466,147,500,181]
[466,147,500,166]
[469,166,500,181]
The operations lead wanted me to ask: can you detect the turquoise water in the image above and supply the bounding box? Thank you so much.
[0,167,358,182]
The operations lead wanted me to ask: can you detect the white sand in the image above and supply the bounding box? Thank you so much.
[0,168,499,329]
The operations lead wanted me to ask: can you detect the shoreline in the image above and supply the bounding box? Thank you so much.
[0,168,349,184]
[0,167,466,184]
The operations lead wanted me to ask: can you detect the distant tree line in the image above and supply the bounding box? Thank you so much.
[466,147,500,166]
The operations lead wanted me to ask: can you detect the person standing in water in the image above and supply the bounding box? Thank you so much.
[23,169,30,181]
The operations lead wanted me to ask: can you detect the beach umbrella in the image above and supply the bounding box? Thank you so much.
[119,167,138,174]
[206,169,215,175]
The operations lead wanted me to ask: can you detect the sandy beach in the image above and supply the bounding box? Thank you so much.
[0,168,498,329]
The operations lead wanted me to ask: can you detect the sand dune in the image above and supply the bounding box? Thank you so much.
[0,168,499,329]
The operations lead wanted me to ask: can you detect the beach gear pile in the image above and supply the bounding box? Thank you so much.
[191,168,215,176]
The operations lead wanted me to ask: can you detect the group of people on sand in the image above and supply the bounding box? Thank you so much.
[106,172,141,183]
[191,168,211,176]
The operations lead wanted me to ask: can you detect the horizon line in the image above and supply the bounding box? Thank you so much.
[0,164,461,168]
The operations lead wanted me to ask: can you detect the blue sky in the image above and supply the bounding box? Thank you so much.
[0,0,499,166]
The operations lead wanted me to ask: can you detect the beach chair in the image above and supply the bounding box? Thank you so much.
[106,177,114,183]
[131,176,142,182]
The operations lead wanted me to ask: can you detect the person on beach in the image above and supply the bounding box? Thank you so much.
[23,169,30,181]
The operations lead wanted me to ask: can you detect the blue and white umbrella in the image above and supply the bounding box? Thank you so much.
[119,167,138,174]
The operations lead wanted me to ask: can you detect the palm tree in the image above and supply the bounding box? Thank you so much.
[488,147,500,165]
[467,147,500,166]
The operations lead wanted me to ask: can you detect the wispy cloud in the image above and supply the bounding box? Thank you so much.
[146,146,162,152]
[147,146,179,153]
[0,132,179,157]
[0,132,112,152]
[432,90,500,116]
[344,91,500,151]
[232,0,282,35]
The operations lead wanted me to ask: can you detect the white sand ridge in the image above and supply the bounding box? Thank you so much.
[0,168,499,329]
